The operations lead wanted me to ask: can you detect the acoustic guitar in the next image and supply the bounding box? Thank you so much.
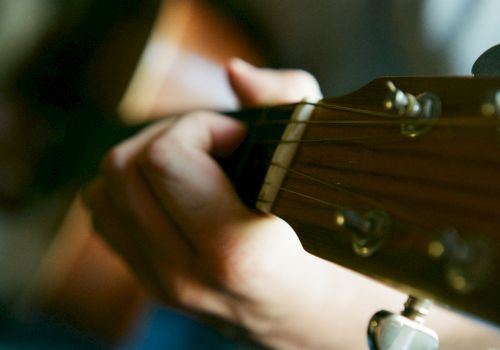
[4,0,499,344]
[220,76,500,327]
[33,74,500,328]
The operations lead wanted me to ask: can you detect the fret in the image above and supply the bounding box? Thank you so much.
[219,104,298,208]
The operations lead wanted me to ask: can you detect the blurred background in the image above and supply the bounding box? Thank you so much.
[1,0,500,349]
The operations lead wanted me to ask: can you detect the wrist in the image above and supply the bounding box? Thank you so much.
[240,252,339,350]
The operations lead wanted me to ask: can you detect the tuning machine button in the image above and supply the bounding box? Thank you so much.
[480,90,500,118]
[335,208,391,257]
[368,296,439,350]
[479,90,500,142]
[428,228,495,294]
[384,81,441,138]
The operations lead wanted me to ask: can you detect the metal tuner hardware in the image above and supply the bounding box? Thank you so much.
[480,90,500,118]
[335,207,391,257]
[367,296,439,350]
[384,81,441,138]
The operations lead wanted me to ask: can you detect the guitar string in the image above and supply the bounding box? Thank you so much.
[258,101,398,120]
[233,100,500,214]
[262,163,421,225]
[271,187,341,209]
[269,184,462,247]
[238,101,500,128]
[258,135,405,145]
[234,102,499,238]
[260,166,429,226]
[257,137,500,169]
[249,118,500,128]
[267,162,383,209]
[272,180,500,239]
[236,101,500,219]
[241,101,500,159]
[270,162,498,212]
[266,183,426,231]
[245,133,500,199]
[265,179,448,236]
[288,159,500,194]
[254,117,500,128]
[254,137,500,152]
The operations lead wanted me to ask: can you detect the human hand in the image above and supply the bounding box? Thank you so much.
[83,59,329,349]
[83,59,500,350]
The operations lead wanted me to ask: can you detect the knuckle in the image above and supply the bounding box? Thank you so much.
[139,110,216,173]
[139,111,214,176]
[142,137,176,175]
[139,138,186,191]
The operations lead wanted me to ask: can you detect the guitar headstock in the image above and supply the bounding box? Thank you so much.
[270,76,500,325]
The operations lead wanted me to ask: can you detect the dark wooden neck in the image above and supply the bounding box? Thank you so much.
[31,104,296,202]
[32,77,500,328]
[225,78,500,326]
[219,104,298,207]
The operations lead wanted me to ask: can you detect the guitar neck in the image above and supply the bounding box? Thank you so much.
[35,76,500,327]
[224,77,500,326]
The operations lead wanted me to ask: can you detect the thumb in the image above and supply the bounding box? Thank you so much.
[226,58,322,107]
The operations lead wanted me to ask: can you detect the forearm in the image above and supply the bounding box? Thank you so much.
[241,252,402,350]
[248,253,499,350]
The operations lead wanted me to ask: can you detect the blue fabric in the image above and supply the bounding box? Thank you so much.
[0,306,250,350]
[120,304,241,350]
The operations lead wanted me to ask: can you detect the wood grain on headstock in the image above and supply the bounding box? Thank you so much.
[271,77,500,324]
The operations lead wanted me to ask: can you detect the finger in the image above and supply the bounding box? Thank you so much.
[226,57,323,107]
[99,117,192,266]
[138,112,254,246]
[83,179,236,317]
[81,179,171,300]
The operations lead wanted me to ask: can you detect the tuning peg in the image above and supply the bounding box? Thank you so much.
[335,208,391,257]
[383,81,441,138]
[367,296,439,350]
[428,228,494,294]
[384,81,422,117]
